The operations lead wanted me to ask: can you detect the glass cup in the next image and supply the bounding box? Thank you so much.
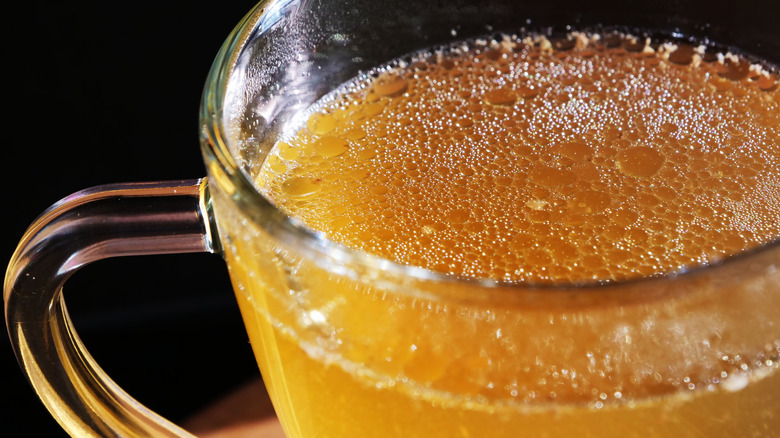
[5,0,779,436]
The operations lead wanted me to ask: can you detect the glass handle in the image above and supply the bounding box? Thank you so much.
[4,178,219,437]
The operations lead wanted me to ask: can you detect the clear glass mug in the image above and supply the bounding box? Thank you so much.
[5,0,780,436]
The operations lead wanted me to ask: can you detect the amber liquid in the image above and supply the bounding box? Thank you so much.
[219,31,780,437]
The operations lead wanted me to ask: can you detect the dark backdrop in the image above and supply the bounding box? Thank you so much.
[4,1,260,436]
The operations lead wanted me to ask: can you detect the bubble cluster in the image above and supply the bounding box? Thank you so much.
[255,31,780,283]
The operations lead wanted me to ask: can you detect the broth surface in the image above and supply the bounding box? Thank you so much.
[256,31,780,283]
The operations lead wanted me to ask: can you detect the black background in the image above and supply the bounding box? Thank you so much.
[4,1,261,435]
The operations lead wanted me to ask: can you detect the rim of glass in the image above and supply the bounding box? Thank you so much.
[199,0,780,297]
